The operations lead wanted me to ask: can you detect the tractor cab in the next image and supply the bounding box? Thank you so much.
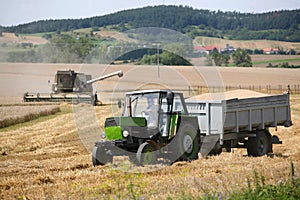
[119,90,188,139]
[100,90,188,151]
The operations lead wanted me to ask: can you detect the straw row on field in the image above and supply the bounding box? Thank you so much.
[0,105,60,128]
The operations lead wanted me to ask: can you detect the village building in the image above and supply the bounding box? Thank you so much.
[194,45,220,55]
[220,44,236,54]
[263,47,280,54]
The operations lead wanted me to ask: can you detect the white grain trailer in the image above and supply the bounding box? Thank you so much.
[185,93,292,156]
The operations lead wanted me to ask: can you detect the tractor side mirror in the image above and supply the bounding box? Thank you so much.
[117,99,122,108]
[166,91,174,105]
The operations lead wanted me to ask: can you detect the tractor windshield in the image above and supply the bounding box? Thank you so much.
[123,93,160,128]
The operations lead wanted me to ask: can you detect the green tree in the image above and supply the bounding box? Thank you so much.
[160,51,191,66]
[43,34,94,63]
[139,51,191,66]
[140,54,156,65]
[212,52,230,66]
[232,48,252,67]
[223,54,230,66]
[42,33,52,40]
[212,53,222,66]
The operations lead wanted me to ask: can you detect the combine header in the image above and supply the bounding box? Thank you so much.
[23,69,123,105]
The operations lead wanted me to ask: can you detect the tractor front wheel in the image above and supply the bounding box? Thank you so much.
[92,146,113,166]
[136,142,157,166]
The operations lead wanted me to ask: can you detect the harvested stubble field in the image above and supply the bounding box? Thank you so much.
[0,94,299,199]
[0,63,300,199]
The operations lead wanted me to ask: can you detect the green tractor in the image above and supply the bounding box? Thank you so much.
[92,90,201,166]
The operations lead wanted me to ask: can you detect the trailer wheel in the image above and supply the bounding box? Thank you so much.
[247,130,272,157]
[175,123,200,161]
[92,146,112,166]
[136,142,157,166]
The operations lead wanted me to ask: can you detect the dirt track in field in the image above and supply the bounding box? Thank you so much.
[0,62,300,199]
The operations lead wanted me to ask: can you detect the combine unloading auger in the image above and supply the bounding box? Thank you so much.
[23,70,123,105]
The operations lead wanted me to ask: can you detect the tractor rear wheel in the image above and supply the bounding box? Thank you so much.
[136,142,157,166]
[92,146,112,166]
[174,123,200,161]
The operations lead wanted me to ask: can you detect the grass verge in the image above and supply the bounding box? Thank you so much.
[203,162,300,200]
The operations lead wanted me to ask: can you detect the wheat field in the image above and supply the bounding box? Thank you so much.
[0,104,60,128]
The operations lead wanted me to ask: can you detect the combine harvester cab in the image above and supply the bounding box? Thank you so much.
[24,69,123,105]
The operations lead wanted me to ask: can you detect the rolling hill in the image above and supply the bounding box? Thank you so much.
[1,5,300,42]
[194,36,300,50]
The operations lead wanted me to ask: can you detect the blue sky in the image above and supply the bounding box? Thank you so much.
[1,0,300,26]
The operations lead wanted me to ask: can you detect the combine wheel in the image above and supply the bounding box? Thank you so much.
[247,130,272,157]
[136,142,157,166]
[174,123,200,161]
[92,146,112,166]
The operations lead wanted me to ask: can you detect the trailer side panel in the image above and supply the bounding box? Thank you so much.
[186,93,292,137]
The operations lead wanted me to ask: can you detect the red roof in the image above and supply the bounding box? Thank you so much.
[194,45,219,51]
[194,45,205,51]
[263,48,279,52]
[204,46,219,51]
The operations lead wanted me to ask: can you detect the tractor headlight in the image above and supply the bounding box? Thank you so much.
[100,132,106,139]
[122,130,129,138]
[73,87,80,92]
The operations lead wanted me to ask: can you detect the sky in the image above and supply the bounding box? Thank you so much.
[1,0,300,26]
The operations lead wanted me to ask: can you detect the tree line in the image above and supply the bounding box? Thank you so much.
[5,32,194,64]
[4,32,252,67]
[2,6,300,42]
[6,34,94,63]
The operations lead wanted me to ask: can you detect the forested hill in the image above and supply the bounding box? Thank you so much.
[2,5,300,42]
